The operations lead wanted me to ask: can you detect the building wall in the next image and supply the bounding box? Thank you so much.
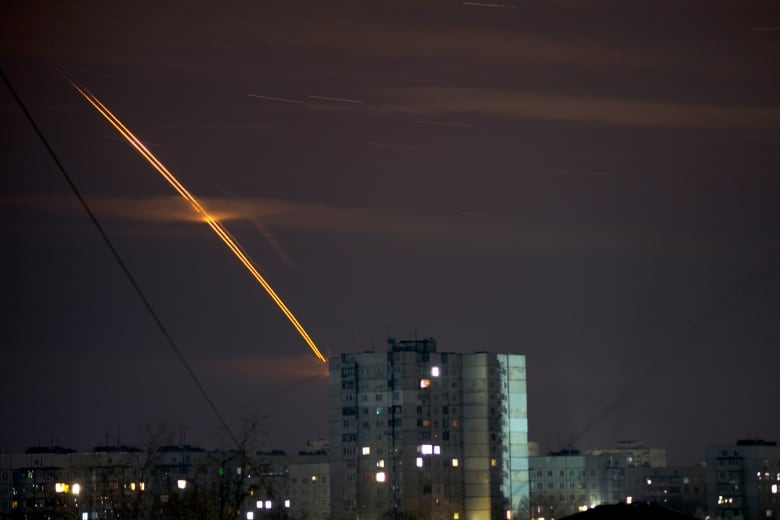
[625,465,707,518]
[705,440,780,520]
[329,339,529,520]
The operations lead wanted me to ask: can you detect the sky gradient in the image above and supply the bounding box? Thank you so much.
[2,0,779,464]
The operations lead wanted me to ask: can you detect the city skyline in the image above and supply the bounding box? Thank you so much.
[2,0,780,465]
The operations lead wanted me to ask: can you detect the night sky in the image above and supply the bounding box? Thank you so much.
[2,0,779,464]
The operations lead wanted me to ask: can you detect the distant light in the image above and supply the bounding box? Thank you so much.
[247,513,254,520]
[377,459,385,468]
[177,480,187,490]
[71,483,81,496]
[452,458,459,467]
[55,483,67,493]
[626,496,633,505]
[129,482,136,491]
[420,379,431,389]
[257,500,264,509]
[265,500,272,509]
[362,446,371,455]
[421,444,433,455]
[490,458,497,467]
[284,499,291,508]
[311,475,318,482]
[434,445,441,455]
[139,482,146,491]
[417,457,423,468]
[646,478,652,485]
[772,484,778,494]
[376,471,386,483]
[578,506,589,512]
[82,514,88,520]
[453,514,460,520]
[506,509,512,519]
[431,366,440,377]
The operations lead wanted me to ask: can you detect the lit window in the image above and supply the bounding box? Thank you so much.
[420,379,431,389]
[284,499,291,508]
[362,446,371,455]
[140,482,145,491]
[454,514,460,519]
[626,496,633,504]
[82,514,88,520]
[506,510,512,519]
[129,482,136,491]
[491,458,497,467]
[247,513,254,520]
[376,407,383,415]
[431,366,440,377]
[177,480,187,490]
[416,457,423,468]
[434,445,441,455]
[377,459,385,468]
[257,500,264,509]
[376,471,386,483]
[772,484,778,494]
[452,458,459,467]
[71,483,81,495]
[55,483,67,493]
[265,500,272,509]
[421,444,433,455]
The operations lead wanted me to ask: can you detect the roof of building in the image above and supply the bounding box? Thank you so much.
[559,503,698,520]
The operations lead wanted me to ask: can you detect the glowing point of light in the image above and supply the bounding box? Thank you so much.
[177,480,187,490]
[67,78,327,365]
[376,471,386,482]
[71,483,81,496]
[284,499,291,508]
[772,484,778,494]
[431,366,440,377]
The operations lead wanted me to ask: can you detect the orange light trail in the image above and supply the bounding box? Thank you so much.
[68,78,327,364]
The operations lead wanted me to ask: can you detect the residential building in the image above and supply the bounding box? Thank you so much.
[529,450,626,519]
[625,465,707,518]
[328,337,529,520]
[705,439,780,520]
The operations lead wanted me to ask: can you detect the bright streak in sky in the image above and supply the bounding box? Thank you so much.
[67,78,328,364]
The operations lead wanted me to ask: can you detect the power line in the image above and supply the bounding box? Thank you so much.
[1,67,241,449]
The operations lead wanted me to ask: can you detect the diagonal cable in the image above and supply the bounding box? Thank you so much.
[1,67,241,449]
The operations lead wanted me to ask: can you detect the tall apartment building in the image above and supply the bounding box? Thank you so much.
[328,337,529,520]
[705,439,780,520]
